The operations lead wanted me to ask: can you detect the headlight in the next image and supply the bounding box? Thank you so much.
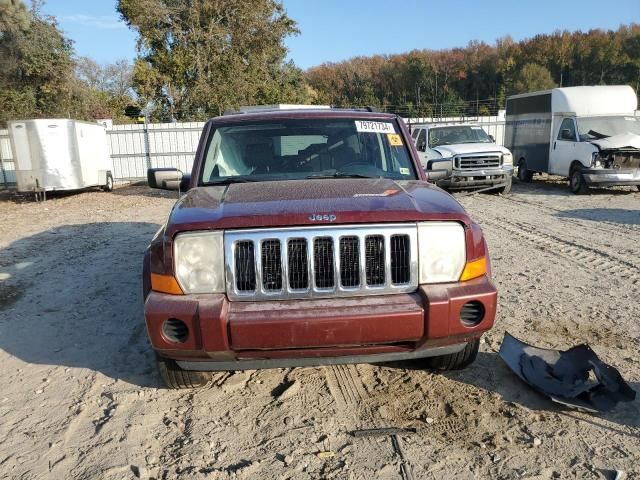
[502,152,513,165]
[174,231,225,293]
[417,222,466,284]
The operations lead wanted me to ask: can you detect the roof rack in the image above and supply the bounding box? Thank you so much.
[223,105,383,115]
[224,104,331,115]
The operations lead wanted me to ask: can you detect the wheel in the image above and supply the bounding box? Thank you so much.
[636,185,640,192]
[517,159,533,182]
[423,338,480,371]
[157,354,213,389]
[569,165,588,194]
[492,175,512,195]
[103,172,114,192]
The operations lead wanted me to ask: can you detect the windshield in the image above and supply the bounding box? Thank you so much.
[428,126,492,147]
[577,116,640,140]
[200,118,418,184]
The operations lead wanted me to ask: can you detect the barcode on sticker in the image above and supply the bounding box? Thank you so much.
[355,121,396,134]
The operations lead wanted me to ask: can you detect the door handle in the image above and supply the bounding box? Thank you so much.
[553,141,556,150]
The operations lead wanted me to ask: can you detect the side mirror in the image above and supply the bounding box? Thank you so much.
[417,142,426,152]
[488,134,495,143]
[147,168,188,191]
[561,129,573,140]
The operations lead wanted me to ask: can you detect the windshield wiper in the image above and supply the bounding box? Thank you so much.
[306,172,377,179]
[205,176,263,185]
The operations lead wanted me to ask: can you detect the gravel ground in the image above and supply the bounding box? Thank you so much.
[0,177,638,480]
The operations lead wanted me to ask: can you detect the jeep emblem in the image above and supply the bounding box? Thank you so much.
[309,214,337,222]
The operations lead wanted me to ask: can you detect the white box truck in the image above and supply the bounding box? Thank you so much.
[505,85,640,193]
[8,119,114,194]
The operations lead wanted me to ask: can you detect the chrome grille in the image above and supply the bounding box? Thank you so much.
[455,154,502,170]
[225,224,418,301]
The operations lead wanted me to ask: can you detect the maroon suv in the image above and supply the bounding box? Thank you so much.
[144,106,496,389]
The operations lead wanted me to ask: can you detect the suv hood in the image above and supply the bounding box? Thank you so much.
[166,178,469,235]
[590,133,640,151]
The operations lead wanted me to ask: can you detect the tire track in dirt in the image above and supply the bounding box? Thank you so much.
[497,194,640,237]
[475,212,640,284]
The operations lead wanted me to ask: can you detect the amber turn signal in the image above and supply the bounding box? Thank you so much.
[459,257,487,282]
[151,273,183,295]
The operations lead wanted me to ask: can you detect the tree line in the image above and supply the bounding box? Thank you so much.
[305,25,640,117]
[1,0,639,126]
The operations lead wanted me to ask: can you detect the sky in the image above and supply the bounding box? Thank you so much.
[43,0,640,69]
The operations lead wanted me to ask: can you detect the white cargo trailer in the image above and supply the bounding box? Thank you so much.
[8,119,113,194]
[505,86,640,193]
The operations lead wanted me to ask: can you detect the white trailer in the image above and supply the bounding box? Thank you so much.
[505,86,640,193]
[8,119,113,195]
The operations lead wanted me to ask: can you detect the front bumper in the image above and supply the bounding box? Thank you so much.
[582,168,640,186]
[144,275,497,370]
[439,166,514,190]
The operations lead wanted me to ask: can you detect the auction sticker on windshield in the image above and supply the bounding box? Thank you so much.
[387,133,403,146]
[355,120,396,134]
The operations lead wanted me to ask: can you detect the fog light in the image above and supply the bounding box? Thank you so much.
[460,301,485,327]
[162,318,189,343]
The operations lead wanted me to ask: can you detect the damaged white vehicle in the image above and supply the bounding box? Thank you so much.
[505,85,640,194]
[411,123,514,194]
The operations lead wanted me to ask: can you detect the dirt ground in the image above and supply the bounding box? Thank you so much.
[0,177,639,480]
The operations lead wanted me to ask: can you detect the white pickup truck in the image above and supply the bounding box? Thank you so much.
[411,123,514,194]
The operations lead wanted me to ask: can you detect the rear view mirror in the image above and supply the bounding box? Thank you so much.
[148,168,186,191]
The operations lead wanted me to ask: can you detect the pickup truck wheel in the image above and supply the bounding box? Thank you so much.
[517,159,533,182]
[569,165,588,194]
[103,172,114,192]
[157,354,213,389]
[424,338,480,371]
[493,175,512,195]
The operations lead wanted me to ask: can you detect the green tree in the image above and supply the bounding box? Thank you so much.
[118,0,308,120]
[512,63,556,94]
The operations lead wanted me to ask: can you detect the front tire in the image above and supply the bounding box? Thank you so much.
[493,175,512,195]
[103,172,114,192]
[157,354,213,389]
[424,339,480,371]
[569,165,588,194]
[517,159,533,182]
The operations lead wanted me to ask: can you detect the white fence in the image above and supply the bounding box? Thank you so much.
[0,114,506,188]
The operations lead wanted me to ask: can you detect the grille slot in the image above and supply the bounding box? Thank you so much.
[162,318,189,343]
[288,238,308,290]
[226,225,418,301]
[235,241,256,292]
[457,154,502,170]
[339,236,360,287]
[261,240,282,291]
[365,235,385,286]
[314,237,335,289]
[460,301,485,327]
[390,235,411,284]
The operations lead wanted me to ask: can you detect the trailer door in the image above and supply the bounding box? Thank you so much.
[550,117,578,176]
